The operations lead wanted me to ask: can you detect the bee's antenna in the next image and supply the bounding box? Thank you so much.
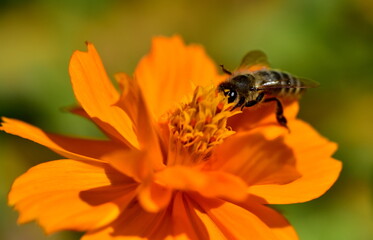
[220,65,232,75]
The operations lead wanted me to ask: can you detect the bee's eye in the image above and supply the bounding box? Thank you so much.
[225,89,237,103]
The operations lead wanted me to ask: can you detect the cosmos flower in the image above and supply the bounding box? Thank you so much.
[1,36,342,240]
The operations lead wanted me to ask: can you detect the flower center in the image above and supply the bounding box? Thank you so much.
[167,85,240,165]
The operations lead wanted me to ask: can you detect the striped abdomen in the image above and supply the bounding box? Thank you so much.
[253,70,307,98]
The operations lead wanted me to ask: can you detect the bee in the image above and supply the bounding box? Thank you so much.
[218,50,319,129]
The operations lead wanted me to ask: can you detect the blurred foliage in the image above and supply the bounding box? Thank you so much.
[0,0,372,239]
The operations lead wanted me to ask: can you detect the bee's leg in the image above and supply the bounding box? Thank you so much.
[219,65,232,75]
[263,97,288,129]
[231,97,246,111]
[243,92,265,110]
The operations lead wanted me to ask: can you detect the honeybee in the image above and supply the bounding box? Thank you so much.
[218,50,319,129]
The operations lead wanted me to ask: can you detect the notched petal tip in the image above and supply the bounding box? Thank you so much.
[0,116,8,130]
[0,117,131,163]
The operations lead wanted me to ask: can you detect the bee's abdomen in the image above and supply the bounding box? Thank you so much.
[257,70,305,98]
[277,71,306,97]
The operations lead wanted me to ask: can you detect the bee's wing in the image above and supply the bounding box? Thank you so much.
[296,78,320,88]
[238,50,270,71]
[259,77,320,89]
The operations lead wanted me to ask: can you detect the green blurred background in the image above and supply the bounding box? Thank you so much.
[1,0,372,239]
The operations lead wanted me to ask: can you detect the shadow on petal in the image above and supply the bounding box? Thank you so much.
[192,194,280,239]
[228,100,299,132]
[211,131,301,186]
[83,201,173,240]
[248,120,342,204]
[232,195,299,239]
[79,183,137,206]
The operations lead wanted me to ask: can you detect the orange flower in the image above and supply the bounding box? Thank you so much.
[1,36,342,240]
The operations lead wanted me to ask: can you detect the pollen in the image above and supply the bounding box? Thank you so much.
[168,85,240,165]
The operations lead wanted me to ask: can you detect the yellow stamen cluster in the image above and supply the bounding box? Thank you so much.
[168,85,240,164]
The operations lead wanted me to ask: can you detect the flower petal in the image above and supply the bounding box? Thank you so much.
[66,105,132,142]
[138,181,173,213]
[194,195,279,239]
[103,149,167,212]
[135,35,220,118]
[69,42,139,148]
[8,159,137,234]
[248,120,342,204]
[211,131,301,186]
[0,117,125,162]
[155,166,248,202]
[114,73,164,169]
[236,197,298,240]
[114,73,159,147]
[228,100,299,132]
[83,193,225,240]
[172,192,226,240]
[103,149,152,182]
[82,202,172,240]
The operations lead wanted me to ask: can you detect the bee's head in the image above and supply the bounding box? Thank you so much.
[218,82,238,103]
